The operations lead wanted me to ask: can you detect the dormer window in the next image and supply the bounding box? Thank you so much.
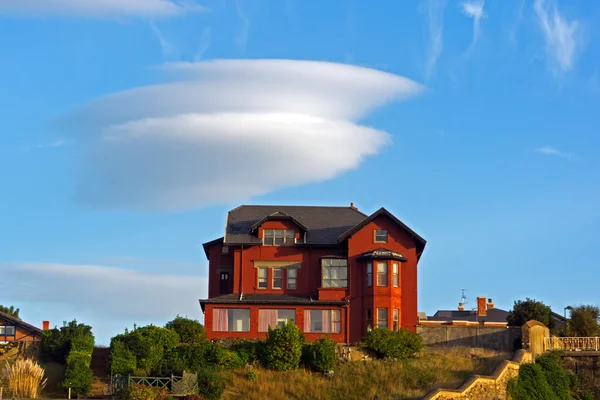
[221,246,229,255]
[263,229,295,246]
[374,229,388,243]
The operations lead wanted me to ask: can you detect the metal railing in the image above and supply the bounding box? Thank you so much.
[544,337,600,352]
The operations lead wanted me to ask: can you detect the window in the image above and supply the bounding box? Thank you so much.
[213,309,250,332]
[377,308,388,329]
[367,262,372,287]
[273,268,283,289]
[263,229,295,246]
[393,309,399,331]
[257,267,267,289]
[321,259,348,288]
[304,310,341,333]
[258,309,296,332]
[287,268,297,289]
[366,308,373,332]
[393,263,399,287]
[0,326,15,336]
[374,229,388,243]
[221,246,229,255]
[377,262,388,286]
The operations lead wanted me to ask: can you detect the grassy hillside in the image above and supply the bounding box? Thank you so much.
[221,348,508,400]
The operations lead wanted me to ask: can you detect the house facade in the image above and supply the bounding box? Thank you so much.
[0,311,45,343]
[199,204,426,344]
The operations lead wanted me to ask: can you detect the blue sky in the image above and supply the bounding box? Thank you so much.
[1,0,598,344]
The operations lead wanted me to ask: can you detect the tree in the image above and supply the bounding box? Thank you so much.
[568,305,600,337]
[263,320,304,371]
[0,305,20,319]
[165,316,207,344]
[507,298,555,329]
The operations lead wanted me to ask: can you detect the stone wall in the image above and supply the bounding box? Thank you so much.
[422,350,532,400]
[417,325,522,352]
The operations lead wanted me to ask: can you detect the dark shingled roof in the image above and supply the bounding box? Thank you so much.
[428,308,510,323]
[199,293,347,311]
[224,205,367,245]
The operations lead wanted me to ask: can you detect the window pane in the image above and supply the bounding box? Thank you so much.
[229,309,250,332]
[275,230,284,237]
[264,229,274,238]
[308,310,323,332]
[273,268,282,288]
[340,267,347,279]
[322,280,330,288]
[323,266,330,278]
[339,259,348,267]
[331,267,339,279]
[375,230,388,242]
[367,263,372,273]
[377,308,388,329]
[330,279,339,288]
[340,279,347,288]
[285,230,295,238]
[278,310,295,326]
[377,263,387,273]
[393,263,398,273]
[323,259,331,267]
[274,237,284,246]
[258,267,267,288]
[288,269,297,278]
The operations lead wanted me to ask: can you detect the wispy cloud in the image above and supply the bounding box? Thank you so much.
[194,27,213,61]
[17,139,66,152]
[151,23,179,60]
[508,0,525,44]
[462,0,485,55]
[422,0,447,81]
[234,0,250,51]
[0,0,208,19]
[533,0,579,74]
[0,262,208,344]
[59,59,423,211]
[534,145,575,160]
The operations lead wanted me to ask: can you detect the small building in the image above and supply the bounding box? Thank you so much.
[0,311,45,343]
[199,204,426,343]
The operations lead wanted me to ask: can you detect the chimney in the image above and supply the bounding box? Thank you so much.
[487,298,494,310]
[458,302,465,311]
[350,202,358,211]
[42,321,50,331]
[477,296,487,317]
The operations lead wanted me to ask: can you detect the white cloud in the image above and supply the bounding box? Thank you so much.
[0,0,207,19]
[0,262,208,344]
[462,1,485,54]
[534,145,574,160]
[423,0,447,81]
[533,0,579,74]
[61,59,423,211]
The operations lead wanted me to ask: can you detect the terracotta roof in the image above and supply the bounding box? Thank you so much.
[199,293,347,311]
[0,311,43,335]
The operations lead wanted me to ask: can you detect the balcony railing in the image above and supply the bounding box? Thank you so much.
[544,337,600,352]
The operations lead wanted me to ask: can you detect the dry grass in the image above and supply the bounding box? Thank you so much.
[221,347,509,400]
[1,359,48,399]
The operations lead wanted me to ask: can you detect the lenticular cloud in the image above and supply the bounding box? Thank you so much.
[64,59,423,210]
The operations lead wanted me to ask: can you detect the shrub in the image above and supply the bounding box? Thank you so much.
[363,328,423,360]
[507,362,557,400]
[263,321,304,371]
[111,341,137,375]
[302,336,337,373]
[62,357,93,396]
[165,316,208,344]
[2,359,48,399]
[246,367,259,381]
[231,339,262,365]
[536,355,573,400]
[203,342,244,370]
[42,320,93,363]
[197,368,224,400]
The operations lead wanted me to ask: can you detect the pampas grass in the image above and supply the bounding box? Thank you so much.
[2,359,48,399]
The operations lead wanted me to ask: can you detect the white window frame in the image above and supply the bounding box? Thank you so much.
[321,259,348,288]
[377,308,388,329]
[0,326,16,336]
[263,229,296,246]
[287,268,297,290]
[374,229,388,243]
[272,268,283,289]
[377,262,388,287]
[393,263,399,287]
[257,267,268,289]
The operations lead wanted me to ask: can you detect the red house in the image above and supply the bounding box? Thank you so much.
[199,204,426,344]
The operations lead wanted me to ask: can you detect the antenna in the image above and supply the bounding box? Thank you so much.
[460,289,468,307]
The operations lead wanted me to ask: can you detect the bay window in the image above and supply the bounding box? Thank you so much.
[377,262,388,286]
[393,263,399,287]
[377,308,388,329]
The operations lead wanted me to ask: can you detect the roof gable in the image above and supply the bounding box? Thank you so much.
[0,311,42,335]
[250,211,308,232]
[337,207,426,255]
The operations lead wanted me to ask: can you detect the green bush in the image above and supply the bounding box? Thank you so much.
[62,357,93,396]
[363,328,423,360]
[246,367,259,381]
[203,342,244,370]
[507,363,557,400]
[165,316,208,344]
[42,320,93,363]
[536,356,573,400]
[111,340,137,375]
[230,339,263,365]
[197,368,224,400]
[302,336,337,373]
[263,320,304,371]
